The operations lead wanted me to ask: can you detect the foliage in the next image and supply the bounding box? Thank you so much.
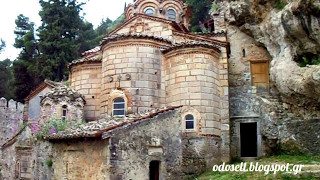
[209,2,219,14]
[182,0,212,32]
[0,39,5,52]
[11,14,41,102]
[0,59,14,99]
[36,118,67,140]
[298,56,320,67]
[45,159,53,167]
[275,0,288,10]
[296,53,320,67]
[37,0,97,81]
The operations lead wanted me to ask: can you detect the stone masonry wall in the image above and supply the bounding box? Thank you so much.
[163,48,221,136]
[100,39,170,115]
[51,140,109,179]
[0,98,24,146]
[114,17,175,40]
[70,63,102,121]
[105,108,221,180]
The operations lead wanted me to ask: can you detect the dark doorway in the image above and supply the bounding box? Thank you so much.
[240,122,257,157]
[149,161,160,180]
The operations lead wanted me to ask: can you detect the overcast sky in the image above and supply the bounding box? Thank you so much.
[0,0,133,60]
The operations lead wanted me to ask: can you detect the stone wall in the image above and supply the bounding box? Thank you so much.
[163,48,221,135]
[51,140,109,179]
[230,86,320,158]
[0,98,24,146]
[70,62,102,121]
[101,39,170,115]
[105,108,221,180]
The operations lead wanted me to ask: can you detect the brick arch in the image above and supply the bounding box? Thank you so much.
[138,2,159,14]
[125,5,135,20]
[107,89,133,115]
[161,1,183,12]
[181,106,202,133]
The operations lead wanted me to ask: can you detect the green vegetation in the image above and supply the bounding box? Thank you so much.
[0,0,126,102]
[182,0,212,32]
[45,159,53,167]
[298,56,320,67]
[210,2,219,13]
[0,59,14,99]
[36,118,67,140]
[191,155,320,180]
[275,0,288,10]
[0,39,5,52]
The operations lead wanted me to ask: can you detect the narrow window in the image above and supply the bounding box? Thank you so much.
[113,98,125,116]
[168,9,176,21]
[242,49,246,57]
[185,114,194,130]
[62,105,67,121]
[15,160,21,178]
[145,8,154,15]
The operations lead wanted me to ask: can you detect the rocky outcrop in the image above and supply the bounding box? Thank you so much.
[215,0,320,118]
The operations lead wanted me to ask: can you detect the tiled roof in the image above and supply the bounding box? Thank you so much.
[69,54,102,67]
[192,31,226,37]
[69,46,102,67]
[81,46,100,56]
[162,41,222,54]
[40,85,85,103]
[24,80,61,101]
[45,106,182,140]
[101,33,172,46]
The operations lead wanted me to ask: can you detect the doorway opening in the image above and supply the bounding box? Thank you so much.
[240,122,257,157]
[149,160,160,180]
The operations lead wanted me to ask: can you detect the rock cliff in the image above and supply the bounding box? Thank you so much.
[215,0,320,118]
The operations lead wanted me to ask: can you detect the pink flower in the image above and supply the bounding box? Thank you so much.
[48,126,56,135]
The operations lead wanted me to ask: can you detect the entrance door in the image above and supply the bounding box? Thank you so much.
[149,161,160,180]
[251,62,269,88]
[240,122,257,157]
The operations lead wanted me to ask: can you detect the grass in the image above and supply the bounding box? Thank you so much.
[275,0,288,10]
[190,155,320,180]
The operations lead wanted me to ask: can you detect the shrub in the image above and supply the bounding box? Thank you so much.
[296,53,320,67]
[45,159,53,167]
[275,0,287,10]
[36,118,67,140]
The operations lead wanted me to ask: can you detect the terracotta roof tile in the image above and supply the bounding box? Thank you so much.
[45,106,182,140]
[101,33,172,46]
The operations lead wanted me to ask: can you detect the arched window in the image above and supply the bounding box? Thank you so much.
[168,9,176,21]
[62,105,67,121]
[185,114,194,130]
[113,98,125,116]
[145,8,155,15]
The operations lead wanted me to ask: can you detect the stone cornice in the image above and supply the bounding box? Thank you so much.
[107,13,188,36]
[101,33,172,51]
[173,31,229,47]
[162,42,221,55]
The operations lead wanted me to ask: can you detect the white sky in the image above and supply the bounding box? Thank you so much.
[0,0,133,60]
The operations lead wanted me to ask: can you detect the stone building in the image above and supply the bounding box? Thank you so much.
[1,0,320,179]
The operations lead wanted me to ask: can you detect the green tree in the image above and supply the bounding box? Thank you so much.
[0,59,14,99]
[38,0,96,81]
[0,39,5,52]
[183,0,212,32]
[12,14,40,102]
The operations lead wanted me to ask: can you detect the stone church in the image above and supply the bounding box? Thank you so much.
[1,0,319,179]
